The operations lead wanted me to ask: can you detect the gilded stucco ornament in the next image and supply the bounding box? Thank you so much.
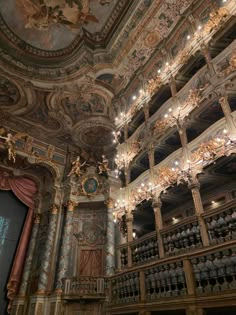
[105,197,115,209]
[219,49,236,76]
[98,155,110,178]
[68,155,87,177]
[203,7,229,35]
[0,127,27,163]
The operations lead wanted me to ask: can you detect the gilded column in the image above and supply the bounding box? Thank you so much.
[18,215,40,296]
[37,205,59,293]
[55,200,76,292]
[189,182,209,247]
[105,198,116,275]
[152,197,164,258]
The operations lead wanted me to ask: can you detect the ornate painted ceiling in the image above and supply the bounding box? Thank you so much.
[0,0,232,159]
[0,0,122,51]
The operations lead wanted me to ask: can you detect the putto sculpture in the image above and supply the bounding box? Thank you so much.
[0,128,26,163]
[68,155,86,177]
[98,155,110,178]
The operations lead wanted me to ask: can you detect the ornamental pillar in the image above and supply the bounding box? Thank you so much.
[147,145,155,170]
[105,199,116,275]
[18,215,40,296]
[189,183,209,247]
[126,212,133,267]
[183,258,195,296]
[169,76,177,97]
[201,44,216,76]
[178,124,188,148]
[152,198,164,258]
[218,95,236,134]
[55,200,76,292]
[124,124,129,141]
[143,103,149,123]
[37,204,59,293]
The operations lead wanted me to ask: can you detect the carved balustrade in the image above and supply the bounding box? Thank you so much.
[111,272,140,305]
[109,242,236,307]
[119,246,128,269]
[131,231,159,265]
[191,247,236,294]
[203,200,236,245]
[145,261,187,300]
[62,276,106,298]
[161,217,202,256]
[116,200,236,271]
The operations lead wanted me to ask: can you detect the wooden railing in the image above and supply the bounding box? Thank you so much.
[110,242,236,307]
[116,200,236,269]
[62,276,106,299]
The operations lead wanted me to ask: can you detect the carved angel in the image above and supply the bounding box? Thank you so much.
[0,128,26,163]
[68,155,86,177]
[98,155,110,177]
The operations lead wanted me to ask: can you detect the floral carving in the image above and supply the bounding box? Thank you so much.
[220,49,236,76]
[182,89,201,110]
[204,7,229,35]
[155,166,179,189]
[147,76,162,96]
[191,138,228,164]
[152,119,169,136]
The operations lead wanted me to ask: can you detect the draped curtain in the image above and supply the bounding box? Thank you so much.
[79,249,103,276]
[0,171,37,312]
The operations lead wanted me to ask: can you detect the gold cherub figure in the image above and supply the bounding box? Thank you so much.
[98,155,110,176]
[0,128,26,163]
[68,155,86,177]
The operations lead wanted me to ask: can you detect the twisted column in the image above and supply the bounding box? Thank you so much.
[55,200,76,291]
[37,205,59,293]
[105,199,116,275]
[18,215,40,296]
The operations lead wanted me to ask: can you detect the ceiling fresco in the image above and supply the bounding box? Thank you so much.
[0,0,117,50]
[61,93,106,123]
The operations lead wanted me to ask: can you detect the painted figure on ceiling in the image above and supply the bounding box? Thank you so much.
[17,0,99,30]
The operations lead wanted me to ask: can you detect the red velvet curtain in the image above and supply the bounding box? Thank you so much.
[0,171,37,312]
[79,250,103,276]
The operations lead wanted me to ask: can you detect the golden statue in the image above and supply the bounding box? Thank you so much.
[0,128,26,163]
[98,155,110,176]
[68,155,86,177]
